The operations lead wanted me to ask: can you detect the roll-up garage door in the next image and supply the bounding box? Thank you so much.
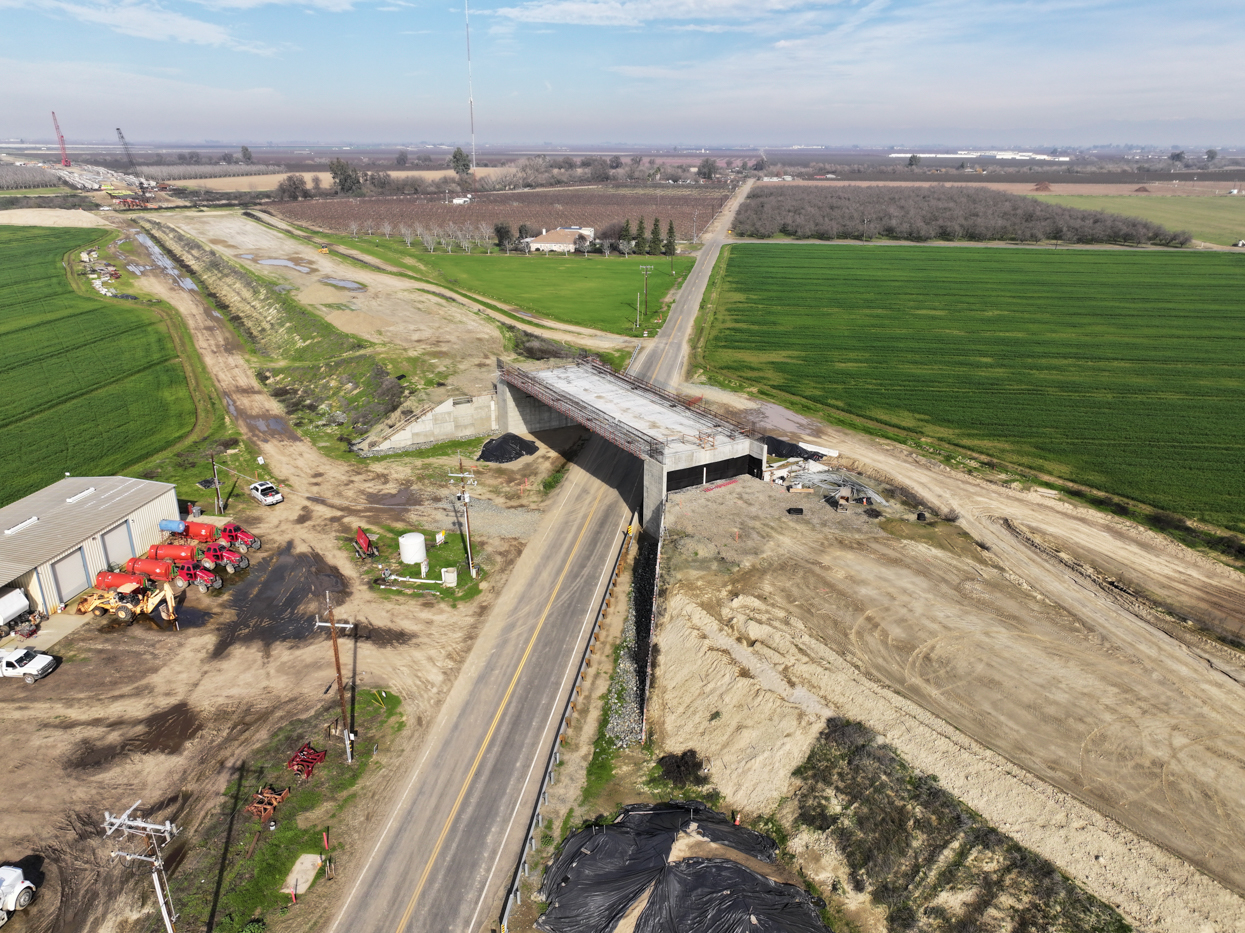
[51,549,90,604]
[101,522,134,568]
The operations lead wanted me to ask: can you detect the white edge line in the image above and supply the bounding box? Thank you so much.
[324,466,587,933]
[466,495,637,932]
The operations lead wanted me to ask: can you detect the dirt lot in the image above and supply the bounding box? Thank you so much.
[0,208,112,227]
[649,451,1245,930]
[147,211,504,400]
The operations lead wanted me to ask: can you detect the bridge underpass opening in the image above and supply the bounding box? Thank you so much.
[496,359,765,529]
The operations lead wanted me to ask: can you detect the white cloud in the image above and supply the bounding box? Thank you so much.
[0,0,276,52]
[494,0,841,26]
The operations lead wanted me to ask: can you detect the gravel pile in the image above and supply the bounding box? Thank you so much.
[443,494,544,540]
[606,535,661,748]
[605,598,644,748]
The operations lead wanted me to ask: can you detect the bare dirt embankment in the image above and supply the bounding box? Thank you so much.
[650,472,1245,932]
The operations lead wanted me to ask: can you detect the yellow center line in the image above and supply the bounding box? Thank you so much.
[394,475,610,933]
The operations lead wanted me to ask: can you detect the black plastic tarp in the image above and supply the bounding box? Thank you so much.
[635,858,827,933]
[537,802,823,933]
[762,436,824,462]
[478,433,538,463]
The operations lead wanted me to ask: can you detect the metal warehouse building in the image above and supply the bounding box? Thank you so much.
[0,477,179,612]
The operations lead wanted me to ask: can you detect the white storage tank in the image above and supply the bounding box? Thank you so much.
[399,533,427,565]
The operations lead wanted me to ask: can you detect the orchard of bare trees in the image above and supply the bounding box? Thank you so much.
[733,185,1192,246]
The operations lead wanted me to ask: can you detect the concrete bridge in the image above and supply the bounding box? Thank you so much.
[496,358,765,529]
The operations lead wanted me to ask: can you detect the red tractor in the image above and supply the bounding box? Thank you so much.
[219,523,262,553]
[176,562,222,593]
[201,543,249,574]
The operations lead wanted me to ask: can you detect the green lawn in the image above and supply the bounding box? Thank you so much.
[1032,195,1245,246]
[0,226,196,506]
[703,244,1245,532]
[311,231,693,334]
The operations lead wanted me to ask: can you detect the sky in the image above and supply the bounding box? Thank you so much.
[1,0,1243,147]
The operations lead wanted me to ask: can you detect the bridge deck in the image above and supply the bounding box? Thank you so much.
[529,364,741,455]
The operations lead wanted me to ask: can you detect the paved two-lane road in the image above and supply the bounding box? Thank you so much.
[325,179,752,933]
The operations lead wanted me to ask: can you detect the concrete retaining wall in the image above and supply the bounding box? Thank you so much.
[366,394,498,452]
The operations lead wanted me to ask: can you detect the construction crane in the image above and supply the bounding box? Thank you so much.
[116,127,148,200]
[51,111,70,167]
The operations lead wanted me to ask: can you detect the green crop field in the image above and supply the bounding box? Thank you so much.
[0,226,196,506]
[419,251,694,334]
[309,231,693,334]
[703,244,1245,532]
[1032,195,1245,246]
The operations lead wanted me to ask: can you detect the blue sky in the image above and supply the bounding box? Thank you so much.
[2,0,1242,146]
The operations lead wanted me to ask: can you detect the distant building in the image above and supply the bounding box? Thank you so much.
[524,226,595,253]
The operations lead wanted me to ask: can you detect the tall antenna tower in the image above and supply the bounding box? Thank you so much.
[103,801,180,933]
[464,0,476,174]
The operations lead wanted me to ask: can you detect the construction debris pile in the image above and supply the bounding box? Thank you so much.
[478,433,538,464]
[537,802,825,933]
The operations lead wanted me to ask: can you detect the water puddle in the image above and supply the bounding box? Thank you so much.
[259,258,310,273]
[136,233,198,291]
[320,277,366,291]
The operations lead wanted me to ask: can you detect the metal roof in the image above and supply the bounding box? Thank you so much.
[0,477,175,583]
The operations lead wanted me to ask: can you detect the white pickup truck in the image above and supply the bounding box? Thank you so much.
[0,865,36,927]
[0,649,56,685]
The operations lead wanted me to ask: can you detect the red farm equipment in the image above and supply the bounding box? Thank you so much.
[219,523,262,553]
[148,543,199,563]
[124,557,187,589]
[145,544,223,590]
[177,562,222,592]
[353,527,379,561]
[201,543,249,574]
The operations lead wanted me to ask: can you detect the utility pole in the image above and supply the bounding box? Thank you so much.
[449,455,478,578]
[464,0,477,187]
[639,265,654,325]
[320,594,353,763]
[693,210,699,244]
[636,292,640,330]
[211,453,223,514]
[103,802,180,933]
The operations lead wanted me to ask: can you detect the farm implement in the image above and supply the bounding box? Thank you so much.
[159,519,263,553]
[352,527,379,561]
[76,570,180,624]
[146,545,222,591]
[244,786,290,822]
[287,743,327,780]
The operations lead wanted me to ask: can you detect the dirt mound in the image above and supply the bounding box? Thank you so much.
[1032,181,1053,191]
[1135,186,1151,193]
[478,433,538,463]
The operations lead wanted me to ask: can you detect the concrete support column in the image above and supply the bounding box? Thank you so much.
[642,458,666,533]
